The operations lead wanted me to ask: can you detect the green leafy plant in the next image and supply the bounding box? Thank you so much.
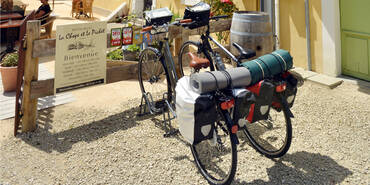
[1,52,18,67]
[126,44,140,52]
[204,0,238,44]
[106,49,123,60]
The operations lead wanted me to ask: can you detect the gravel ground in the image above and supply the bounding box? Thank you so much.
[0,80,369,184]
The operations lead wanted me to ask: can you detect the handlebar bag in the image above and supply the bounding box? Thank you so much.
[176,76,217,145]
[144,7,173,26]
[246,80,275,123]
[183,2,211,29]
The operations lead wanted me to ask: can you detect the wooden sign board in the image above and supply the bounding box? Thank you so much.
[55,21,107,93]
[110,28,122,47]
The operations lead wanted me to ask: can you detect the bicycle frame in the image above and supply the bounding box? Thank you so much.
[194,24,241,72]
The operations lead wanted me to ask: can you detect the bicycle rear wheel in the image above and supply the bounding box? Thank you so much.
[178,41,211,77]
[242,96,292,158]
[138,47,172,113]
[190,119,237,185]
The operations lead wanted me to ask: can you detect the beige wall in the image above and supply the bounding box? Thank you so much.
[279,0,323,73]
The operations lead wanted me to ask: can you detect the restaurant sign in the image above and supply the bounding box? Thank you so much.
[55,21,107,93]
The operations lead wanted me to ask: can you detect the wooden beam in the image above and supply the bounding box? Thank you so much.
[32,39,56,58]
[22,20,40,132]
[106,63,138,83]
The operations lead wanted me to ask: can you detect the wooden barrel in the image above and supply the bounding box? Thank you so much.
[230,11,273,59]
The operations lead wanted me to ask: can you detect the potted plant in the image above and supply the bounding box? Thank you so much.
[0,52,18,92]
[122,44,140,61]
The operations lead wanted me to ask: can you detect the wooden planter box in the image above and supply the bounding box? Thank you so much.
[106,60,138,81]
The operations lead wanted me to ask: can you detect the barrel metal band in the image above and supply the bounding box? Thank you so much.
[232,17,269,23]
[230,30,273,37]
[272,53,287,71]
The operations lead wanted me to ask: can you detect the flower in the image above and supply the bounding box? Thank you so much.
[221,0,233,5]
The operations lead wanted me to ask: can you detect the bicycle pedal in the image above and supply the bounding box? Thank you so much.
[155,100,168,111]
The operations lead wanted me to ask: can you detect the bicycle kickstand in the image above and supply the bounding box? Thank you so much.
[138,93,152,116]
[162,94,178,137]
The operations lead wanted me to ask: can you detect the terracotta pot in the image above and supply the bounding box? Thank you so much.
[0,66,18,92]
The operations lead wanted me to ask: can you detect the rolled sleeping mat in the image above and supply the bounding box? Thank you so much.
[240,49,293,85]
[190,67,252,94]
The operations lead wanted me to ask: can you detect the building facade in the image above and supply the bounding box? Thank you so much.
[95,0,370,81]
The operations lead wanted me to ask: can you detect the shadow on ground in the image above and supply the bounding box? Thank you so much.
[16,105,154,153]
[233,151,353,185]
[339,75,370,95]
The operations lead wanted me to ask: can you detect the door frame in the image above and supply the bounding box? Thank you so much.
[321,0,342,77]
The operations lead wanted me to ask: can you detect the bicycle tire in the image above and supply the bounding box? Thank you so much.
[242,96,292,158]
[190,119,237,185]
[178,41,211,77]
[138,47,172,114]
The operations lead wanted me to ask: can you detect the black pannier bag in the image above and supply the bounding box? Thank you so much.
[232,88,255,125]
[176,76,217,145]
[144,7,173,26]
[183,2,211,29]
[246,80,275,123]
[272,72,298,111]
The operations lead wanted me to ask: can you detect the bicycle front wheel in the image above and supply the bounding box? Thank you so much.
[242,96,292,158]
[190,120,237,185]
[178,41,211,77]
[138,47,171,113]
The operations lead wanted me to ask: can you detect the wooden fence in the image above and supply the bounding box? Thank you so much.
[15,18,232,135]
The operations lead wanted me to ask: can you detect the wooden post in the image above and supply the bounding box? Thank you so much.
[173,31,189,77]
[21,20,40,132]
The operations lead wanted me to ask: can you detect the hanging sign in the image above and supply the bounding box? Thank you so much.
[122,27,133,45]
[55,21,107,93]
[142,31,152,45]
[110,28,122,47]
[132,26,142,45]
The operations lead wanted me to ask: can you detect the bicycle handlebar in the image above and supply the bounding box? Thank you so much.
[141,15,229,33]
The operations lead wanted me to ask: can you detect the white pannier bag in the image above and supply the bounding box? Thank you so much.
[176,76,217,145]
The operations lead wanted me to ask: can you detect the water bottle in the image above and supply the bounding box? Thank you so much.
[213,52,225,71]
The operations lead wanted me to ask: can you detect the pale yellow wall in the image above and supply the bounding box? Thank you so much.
[156,0,187,16]
[279,0,323,73]
[233,0,259,11]
[94,0,131,11]
[94,0,258,15]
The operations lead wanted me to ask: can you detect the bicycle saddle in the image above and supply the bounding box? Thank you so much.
[232,43,256,60]
[187,52,210,70]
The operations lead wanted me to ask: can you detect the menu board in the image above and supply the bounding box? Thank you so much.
[55,21,107,93]
[122,27,133,45]
[110,28,122,47]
